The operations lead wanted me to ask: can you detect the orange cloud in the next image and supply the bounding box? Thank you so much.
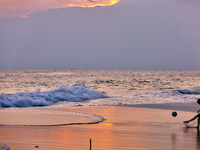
[0,0,121,18]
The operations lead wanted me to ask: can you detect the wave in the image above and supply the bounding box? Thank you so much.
[0,84,109,108]
[174,89,200,95]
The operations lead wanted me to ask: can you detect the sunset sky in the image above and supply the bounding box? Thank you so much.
[0,0,200,70]
[0,0,120,18]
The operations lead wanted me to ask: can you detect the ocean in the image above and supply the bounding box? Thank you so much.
[0,70,200,108]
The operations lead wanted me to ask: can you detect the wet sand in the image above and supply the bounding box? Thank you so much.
[0,103,200,150]
[0,108,105,126]
[0,142,9,150]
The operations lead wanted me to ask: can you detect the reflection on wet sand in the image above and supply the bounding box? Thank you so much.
[183,127,200,150]
[0,106,199,150]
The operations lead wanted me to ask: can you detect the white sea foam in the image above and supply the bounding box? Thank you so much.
[1,70,200,107]
[130,89,200,104]
[0,84,109,107]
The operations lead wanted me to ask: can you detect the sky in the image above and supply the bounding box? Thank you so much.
[0,0,200,70]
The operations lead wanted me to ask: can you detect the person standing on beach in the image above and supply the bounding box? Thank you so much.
[183,99,200,129]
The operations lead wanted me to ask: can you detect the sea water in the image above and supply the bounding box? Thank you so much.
[0,70,200,108]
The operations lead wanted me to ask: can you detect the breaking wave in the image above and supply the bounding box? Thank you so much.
[0,84,109,107]
[174,89,200,95]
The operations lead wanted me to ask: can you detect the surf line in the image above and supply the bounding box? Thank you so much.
[0,141,10,150]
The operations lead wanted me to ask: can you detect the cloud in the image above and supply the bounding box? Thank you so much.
[0,0,120,18]
[87,0,97,3]
[0,0,200,70]
[192,34,200,37]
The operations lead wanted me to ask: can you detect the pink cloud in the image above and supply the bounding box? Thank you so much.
[0,0,121,18]
[192,34,200,37]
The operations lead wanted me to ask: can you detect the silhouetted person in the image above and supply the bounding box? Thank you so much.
[183,99,200,129]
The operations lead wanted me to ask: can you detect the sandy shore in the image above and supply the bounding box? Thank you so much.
[0,108,105,126]
[0,103,200,150]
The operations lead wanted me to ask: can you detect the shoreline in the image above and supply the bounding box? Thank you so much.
[0,142,9,150]
[125,102,200,113]
[0,102,200,150]
[0,108,105,126]
[0,102,199,126]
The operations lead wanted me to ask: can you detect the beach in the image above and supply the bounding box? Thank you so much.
[0,103,200,150]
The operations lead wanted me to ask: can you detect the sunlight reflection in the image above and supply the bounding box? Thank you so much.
[0,0,121,18]
[101,123,114,127]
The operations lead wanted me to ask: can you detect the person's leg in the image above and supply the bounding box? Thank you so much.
[198,118,200,129]
[184,114,200,124]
